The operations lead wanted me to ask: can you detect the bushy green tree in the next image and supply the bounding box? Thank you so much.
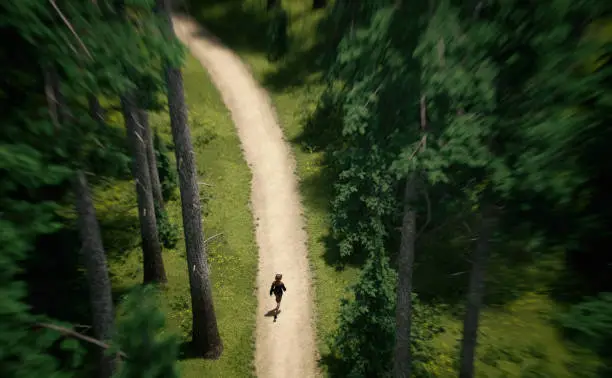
[0,158,76,378]
[327,6,410,259]
[154,203,180,249]
[328,251,441,377]
[153,130,178,202]
[328,251,397,377]
[111,287,180,378]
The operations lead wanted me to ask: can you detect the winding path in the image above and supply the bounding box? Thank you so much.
[172,14,318,378]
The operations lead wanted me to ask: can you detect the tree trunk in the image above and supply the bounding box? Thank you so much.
[164,64,223,359]
[73,170,115,378]
[121,93,167,284]
[312,0,326,9]
[459,204,497,378]
[138,109,164,210]
[393,176,418,378]
[267,0,279,10]
[156,1,223,358]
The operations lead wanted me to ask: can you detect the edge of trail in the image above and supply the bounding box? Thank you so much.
[171,14,319,378]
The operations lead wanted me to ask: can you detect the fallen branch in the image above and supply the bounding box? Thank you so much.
[34,322,127,358]
[407,135,427,161]
[204,233,223,245]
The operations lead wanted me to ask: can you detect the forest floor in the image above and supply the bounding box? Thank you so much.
[172,14,318,378]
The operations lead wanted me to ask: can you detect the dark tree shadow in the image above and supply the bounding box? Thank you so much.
[24,225,91,324]
[318,353,345,378]
[183,0,270,54]
[183,0,340,92]
[290,94,344,154]
[97,210,140,262]
[177,339,224,360]
[260,41,328,92]
[178,341,199,360]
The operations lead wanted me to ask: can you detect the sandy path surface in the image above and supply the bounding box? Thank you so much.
[172,14,318,378]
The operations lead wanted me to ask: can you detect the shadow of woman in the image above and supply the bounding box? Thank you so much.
[264,308,281,322]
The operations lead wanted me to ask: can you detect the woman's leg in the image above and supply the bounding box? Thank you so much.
[275,295,282,311]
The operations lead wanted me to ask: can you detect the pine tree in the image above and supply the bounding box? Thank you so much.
[122,93,168,284]
[328,6,405,260]
[111,287,180,378]
[139,109,165,210]
[153,130,177,202]
[329,251,398,377]
[156,0,223,358]
[74,171,116,378]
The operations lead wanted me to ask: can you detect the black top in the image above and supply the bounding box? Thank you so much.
[270,281,287,296]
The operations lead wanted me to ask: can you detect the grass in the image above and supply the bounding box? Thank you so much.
[430,293,601,377]
[94,54,257,377]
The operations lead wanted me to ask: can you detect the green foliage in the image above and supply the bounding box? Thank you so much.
[306,0,612,375]
[560,293,612,354]
[0,0,186,375]
[111,286,180,378]
[153,130,178,202]
[155,204,179,249]
[327,7,411,258]
[0,136,79,377]
[327,251,397,377]
[326,251,441,377]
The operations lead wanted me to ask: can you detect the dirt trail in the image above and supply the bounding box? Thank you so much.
[172,14,318,378]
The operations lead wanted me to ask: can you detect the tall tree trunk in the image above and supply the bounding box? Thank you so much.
[164,64,223,359]
[121,93,167,284]
[52,66,115,377]
[312,0,326,9]
[459,204,497,378]
[74,172,116,378]
[393,176,418,378]
[156,0,223,358]
[138,109,164,210]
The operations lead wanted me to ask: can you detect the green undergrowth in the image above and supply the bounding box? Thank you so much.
[93,55,257,377]
[431,294,600,377]
[185,0,599,376]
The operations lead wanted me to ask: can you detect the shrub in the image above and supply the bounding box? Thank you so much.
[153,130,177,202]
[326,251,442,377]
[155,205,179,249]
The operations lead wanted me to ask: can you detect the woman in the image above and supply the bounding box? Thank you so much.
[269,273,287,313]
